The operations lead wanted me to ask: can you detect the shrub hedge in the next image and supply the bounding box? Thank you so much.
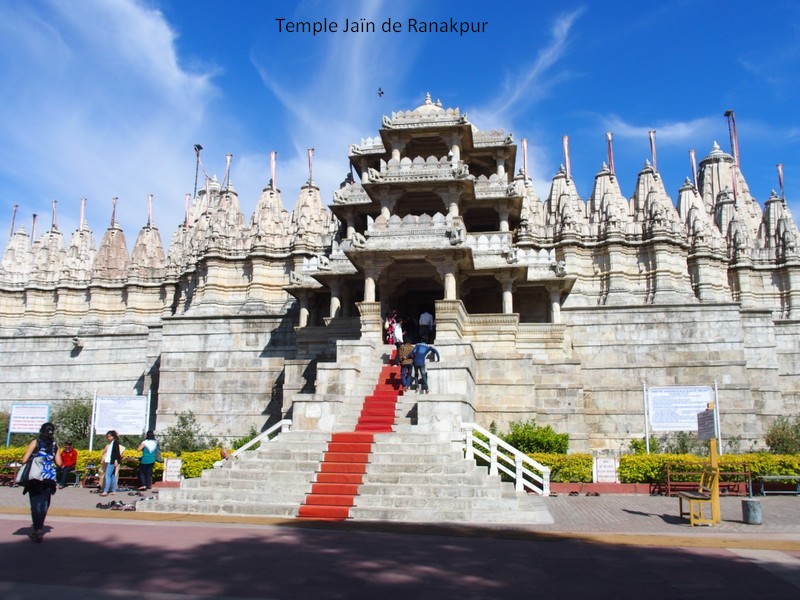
[0,446,221,480]
[3,445,797,484]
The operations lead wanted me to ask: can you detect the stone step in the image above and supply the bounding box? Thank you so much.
[355,483,505,499]
[137,498,300,517]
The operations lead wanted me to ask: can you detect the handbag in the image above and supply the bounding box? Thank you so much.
[15,455,44,485]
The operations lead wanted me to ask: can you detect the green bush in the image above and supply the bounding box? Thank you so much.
[501,420,569,454]
[628,436,661,455]
[764,416,800,454]
[530,453,593,483]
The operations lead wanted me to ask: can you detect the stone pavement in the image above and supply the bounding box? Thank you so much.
[1,484,799,598]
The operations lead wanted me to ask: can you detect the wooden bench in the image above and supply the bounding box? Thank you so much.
[666,463,751,497]
[756,475,800,496]
[678,467,719,526]
[0,462,20,486]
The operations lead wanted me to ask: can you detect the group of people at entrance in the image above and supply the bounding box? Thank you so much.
[386,308,440,394]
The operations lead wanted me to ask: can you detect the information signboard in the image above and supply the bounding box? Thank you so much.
[163,458,183,482]
[648,386,713,432]
[9,404,50,433]
[94,396,148,435]
[594,457,619,483]
[697,409,717,441]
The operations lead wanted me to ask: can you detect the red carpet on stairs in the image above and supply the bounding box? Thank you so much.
[297,363,402,520]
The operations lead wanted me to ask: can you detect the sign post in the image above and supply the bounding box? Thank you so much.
[7,404,50,447]
[697,403,721,525]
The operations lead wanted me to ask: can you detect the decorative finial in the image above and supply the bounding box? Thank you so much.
[270,151,278,191]
[424,92,432,105]
[79,197,86,231]
[111,197,118,227]
[9,204,17,240]
[51,200,58,231]
[307,148,315,185]
[147,193,153,228]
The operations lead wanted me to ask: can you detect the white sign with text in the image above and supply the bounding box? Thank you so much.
[94,396,148,435]
[9,404,50,433]
[648,386,713,432]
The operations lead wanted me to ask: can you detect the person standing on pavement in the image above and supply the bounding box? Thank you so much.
[57,441,78,488]
[100,430,122,497]
[21,422,63,542]
[136,430,158,491]
[409,337,440,394]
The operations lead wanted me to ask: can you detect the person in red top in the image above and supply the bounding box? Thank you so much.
[57,441,78,488]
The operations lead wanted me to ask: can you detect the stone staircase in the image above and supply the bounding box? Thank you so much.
[139,357,552,524]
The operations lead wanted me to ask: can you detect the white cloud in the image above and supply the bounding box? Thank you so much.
[601,115,718,145]
[470,7,585,128]
[0,0,219,246]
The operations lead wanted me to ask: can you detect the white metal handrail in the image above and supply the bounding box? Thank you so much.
[231,419,292,458]
[462,422,551,496]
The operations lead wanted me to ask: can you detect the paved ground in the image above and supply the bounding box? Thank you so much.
[2,484,799,599]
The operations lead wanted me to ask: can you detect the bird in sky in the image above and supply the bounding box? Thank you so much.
[377,87,384,97]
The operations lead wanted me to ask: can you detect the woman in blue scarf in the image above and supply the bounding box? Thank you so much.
[21,422,63,542]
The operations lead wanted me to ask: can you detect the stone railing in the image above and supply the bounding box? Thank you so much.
[474,176,518,200]
[368,212,450,236]
[384,107,465,129]
[332,183,372,205]
[472,129,512,147]
[349,136,386,156]
[367,156,470,184]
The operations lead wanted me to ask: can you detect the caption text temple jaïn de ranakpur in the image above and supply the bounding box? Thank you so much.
[1,94,798,452]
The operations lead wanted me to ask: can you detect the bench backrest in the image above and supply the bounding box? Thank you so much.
[698,468,719,494]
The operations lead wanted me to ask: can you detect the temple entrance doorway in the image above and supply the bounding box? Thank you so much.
[394,284,440,343]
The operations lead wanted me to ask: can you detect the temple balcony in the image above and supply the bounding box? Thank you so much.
[364,155,472,185]
[474,175,519,200]
[348,137,386,157]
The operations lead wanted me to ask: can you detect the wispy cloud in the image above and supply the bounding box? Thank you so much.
[601,115,718,145]
[250,0,421,209]
[471,7,585,127]
[0,0,218,242]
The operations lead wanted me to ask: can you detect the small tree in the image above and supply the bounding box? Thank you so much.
[160,411,218,454]
[764,416,800,454]
[52,397,93,448]
[501,420,569,454]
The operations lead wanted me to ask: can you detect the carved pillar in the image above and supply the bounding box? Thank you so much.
[388,135,408,162]
[439,186,461,218]
[498,202,510,232]
[786,264,800,319]
[364,274,376,303]
[496,273,515,314]
[436,260,458,300]
[329,280,341,319]
[495,150,507,179]
[360,159,370,184]
[548,286,562,324]
[298,294,309,328]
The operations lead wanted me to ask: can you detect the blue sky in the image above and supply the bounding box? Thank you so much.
[1,0,799,249]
